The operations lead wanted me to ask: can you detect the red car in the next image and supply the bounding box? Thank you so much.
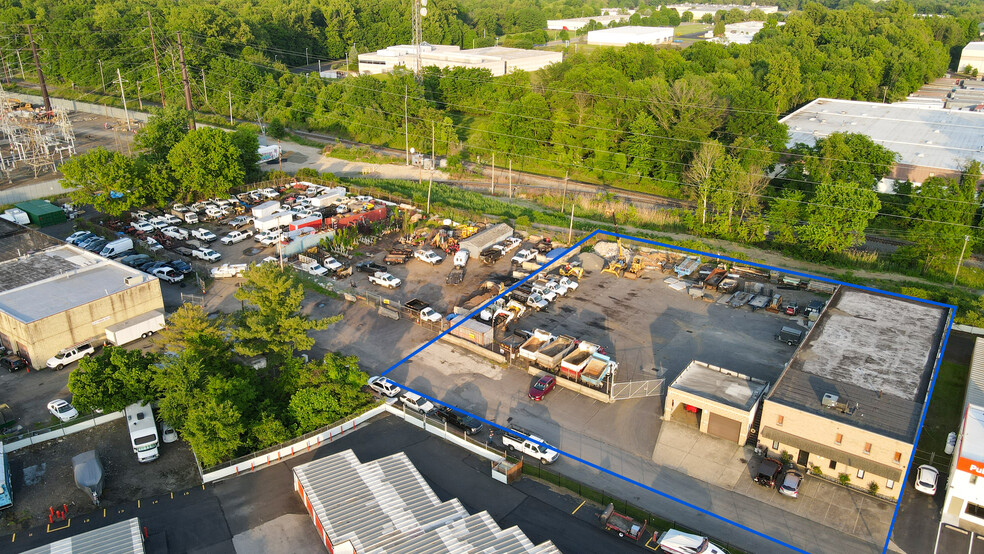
[529,375,556,401]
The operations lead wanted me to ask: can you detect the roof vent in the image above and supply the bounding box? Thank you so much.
[822,393,838,408]
[124,275,141,286]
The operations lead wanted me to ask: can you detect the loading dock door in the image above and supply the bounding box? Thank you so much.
[706,413,742,443]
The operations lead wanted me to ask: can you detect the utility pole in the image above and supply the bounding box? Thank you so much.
[509,159,513,198]
[136,80,143,110]
[201,68,207,103]
[318,60,322,74]
[491,152,495,195]
[305,47,309,65]
[176,32,195,130]
[427,121,434,214]
[228,90,233,124]
[561,170,569,212]
[15,50,24,79]
[148,11,165,107]
[404,84,409,165]
[26,26,50,112]
[115,68,131,130]
[568,199,575,245]
[954,235,970,286]
[97,58,105,92]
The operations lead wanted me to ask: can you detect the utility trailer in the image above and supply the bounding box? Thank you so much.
[599,503,647,541]
[72,450,105,505]
[384,248,414,265]
[446,266,465,285]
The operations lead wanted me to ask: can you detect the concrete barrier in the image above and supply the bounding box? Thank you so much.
[3,411,124,453]
[439,334,507,364]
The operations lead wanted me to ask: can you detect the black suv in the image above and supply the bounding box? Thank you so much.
[0,355,26,372]
[357,261,387,274]
[754,458,783,487]
[434,406,484,435]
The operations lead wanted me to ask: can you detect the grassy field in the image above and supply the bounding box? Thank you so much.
[920,360,969,452]
[675,23,711,36]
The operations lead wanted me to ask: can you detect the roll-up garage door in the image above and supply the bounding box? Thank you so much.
[707,412,741,443]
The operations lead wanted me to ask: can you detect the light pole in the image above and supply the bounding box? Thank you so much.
[305,47,309,65]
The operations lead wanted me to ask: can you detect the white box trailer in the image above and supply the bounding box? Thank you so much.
[124,402,159,463]
[310,187,347,207]
[104,310,166,346]
[254,211,293,232]
[252,201,281,219]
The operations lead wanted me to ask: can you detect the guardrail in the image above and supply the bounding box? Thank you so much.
[2,411,124,453]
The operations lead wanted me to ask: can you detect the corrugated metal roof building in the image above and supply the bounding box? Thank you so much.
[21,517,144,554]
[458,223,514,259]
[292,449,560,553]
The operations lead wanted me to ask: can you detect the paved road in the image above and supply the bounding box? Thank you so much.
[0,416,637,554]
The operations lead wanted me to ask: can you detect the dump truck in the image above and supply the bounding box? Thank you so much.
[534,335,576,371]
[104,310,166,347]
[519,329,554,361]
[560,341,599,380]
[581,354,616,388]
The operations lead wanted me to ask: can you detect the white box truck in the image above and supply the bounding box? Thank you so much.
[252,201,281,219]
[104,310,166,347]
[124,402,160,463]
[254,212,292,232]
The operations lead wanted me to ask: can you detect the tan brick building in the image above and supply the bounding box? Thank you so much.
[759,288,950,499]
[0,223,163,368]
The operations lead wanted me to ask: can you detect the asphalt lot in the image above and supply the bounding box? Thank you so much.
[1,415,640,554]
[0,417,200,536]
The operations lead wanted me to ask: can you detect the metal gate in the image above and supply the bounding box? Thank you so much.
[180,293,205,306]
[610,379,664,401]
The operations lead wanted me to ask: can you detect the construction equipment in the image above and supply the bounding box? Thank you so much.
[623,256,644,280]
[601,213,628,278]
[559,263,584,279]
[431,229,459,254]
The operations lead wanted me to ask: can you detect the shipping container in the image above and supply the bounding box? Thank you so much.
[449,316,494,347]
[15,200,66,227]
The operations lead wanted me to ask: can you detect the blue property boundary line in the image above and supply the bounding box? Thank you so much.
[378,229,957,554]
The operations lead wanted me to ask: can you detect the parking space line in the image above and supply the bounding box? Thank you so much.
[10,533,14,542]
[137,500,140,508]
[46,519,70,533]
[644,534,660,551]
[571,500,585,514]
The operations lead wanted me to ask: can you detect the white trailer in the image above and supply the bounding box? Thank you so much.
[124,402,160,463]
[254,211,293,232]
[252,201,281,219]
[310,187,347,207]
[104,310,166,347]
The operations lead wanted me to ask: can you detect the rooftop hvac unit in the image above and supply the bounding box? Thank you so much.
[124,275,141,286]
[821,393,838,408]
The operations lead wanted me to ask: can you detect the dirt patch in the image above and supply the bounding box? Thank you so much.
[0,418,201,534]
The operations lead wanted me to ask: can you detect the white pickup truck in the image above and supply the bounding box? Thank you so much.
[220,230,253,245]
[191,248,221,262]
[368,271,402,288]
[191,228,218,242]
[414,249,443,265]
[501,426,560,464]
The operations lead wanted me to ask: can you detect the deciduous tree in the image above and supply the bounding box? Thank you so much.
[168,127,246,202]
[801,180,881,252]
[68,347,156,413]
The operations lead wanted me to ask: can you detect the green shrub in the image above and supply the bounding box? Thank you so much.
[838,473,850,486]
[868,482,879,495]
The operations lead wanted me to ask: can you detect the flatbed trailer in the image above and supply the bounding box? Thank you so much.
[599,503,647,540]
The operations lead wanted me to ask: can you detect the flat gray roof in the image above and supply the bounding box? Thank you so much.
[768,287,950,442]
[780,97,984,173]
[0,245,154,323]
[293,449,559,553]
[21,518,144,554]
[670,360,768,412]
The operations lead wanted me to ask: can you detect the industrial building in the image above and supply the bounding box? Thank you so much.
[547,15,630,31]
[959,42,984,74]
[586,26,675,47]
[706,21,780,45]
[664,360,769,444]
[759,288,950,500]
[0,220,164,368]
[780,98,984,189]
[293,449,560,553]
[941,338,984,535]
[667,3,778,19]
[458,223,513,259]
[357,44,562,77]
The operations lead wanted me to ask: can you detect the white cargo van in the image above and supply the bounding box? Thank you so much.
[100,237,134,257]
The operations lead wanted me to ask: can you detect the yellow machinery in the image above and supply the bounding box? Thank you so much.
[601,237,628,278]
[559,263,584,279]
[624,256,644,280]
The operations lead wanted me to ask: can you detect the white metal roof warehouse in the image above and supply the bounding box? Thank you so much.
[21,518,144,554]
[780,97,984,188]
[293,449,560,553]
[959,42,984,74]
[586,26,675,47]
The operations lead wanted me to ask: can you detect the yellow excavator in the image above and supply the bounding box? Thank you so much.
[601,213,628,278]
[624,255,644,280]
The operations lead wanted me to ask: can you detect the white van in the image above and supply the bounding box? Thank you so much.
[100,237,134,257]
[453,249,470,268]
